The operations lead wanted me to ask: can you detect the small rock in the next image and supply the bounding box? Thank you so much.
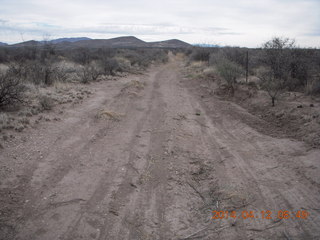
[297,105,303,108]
[130,183,137,188]
[310,104,314,107]
[109,209,119,216]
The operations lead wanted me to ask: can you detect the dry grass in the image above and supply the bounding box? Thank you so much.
[96,110,125,121]
[213,185,253,211]
[0,113,9,126]
[175,52,186,60]
[119,80,146,97]
[203,67,216,78]
[190,61,207,68]
[53,81,73,92]
[125,80,146,90]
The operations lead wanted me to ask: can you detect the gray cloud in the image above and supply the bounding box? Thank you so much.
[0,0,319,47]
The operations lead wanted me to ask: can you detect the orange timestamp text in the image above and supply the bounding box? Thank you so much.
[212,210,310,220]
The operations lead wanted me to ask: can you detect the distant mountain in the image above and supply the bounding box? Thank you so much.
[194,43,220,48]
[47,37,91,44]
[11,40,40,47]
[0,42,8,46]
[8,36,192,49]
[149,39,191,48]
[69,36,148,49]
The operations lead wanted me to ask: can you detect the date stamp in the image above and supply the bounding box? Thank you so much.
[212,210,310,220]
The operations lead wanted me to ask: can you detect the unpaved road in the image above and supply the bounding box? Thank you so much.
[1,55,320,240]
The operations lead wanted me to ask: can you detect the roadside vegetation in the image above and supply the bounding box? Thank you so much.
[0,44,168,144]
[185,37,320,147]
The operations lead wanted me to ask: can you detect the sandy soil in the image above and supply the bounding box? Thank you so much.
[1,54,320,240]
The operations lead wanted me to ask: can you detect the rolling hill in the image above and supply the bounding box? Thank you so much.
[149,39,191,48]
[47,37,91,44]
[8,36,191,49]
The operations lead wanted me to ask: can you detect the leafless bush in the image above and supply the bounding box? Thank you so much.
[262,37,295,85]
[259,37,296,105]
[258,68,282,106]
[26,60,56,85]
[99,58,120,75]
[53,65,69,82]
[0,68,25,107]
[71,47,92,65]
[78,64,101,84]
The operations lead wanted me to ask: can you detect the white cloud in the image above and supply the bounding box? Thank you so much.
[0,0,319,47]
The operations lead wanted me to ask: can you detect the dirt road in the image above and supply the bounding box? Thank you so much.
[1,55,320,240]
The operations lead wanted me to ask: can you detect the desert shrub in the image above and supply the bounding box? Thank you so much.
[221,47,247,67]
[261,37,296,86]
[216,58,243,95]
[124,51,141,66]
[52,65,69,82]
[0,67,25,107]
[25,60,56,85]
[258,68,282,106]
[190,48,211,62]
[183,48,193,56]
[99,58,120,75]
[259,37,297,105]
[78,63,101,83]
[0,47,8,63]
[123,50,149,67]
[209,50,227,66]
[12,46,38,62]
[157,50,169,63]
[39,95,54,110]
[115,57,131,71]
[306,75,320,95]
[70,47,91,65]
[97,48,116,60]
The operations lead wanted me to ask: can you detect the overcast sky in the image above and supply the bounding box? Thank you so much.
[0,0,319,47]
